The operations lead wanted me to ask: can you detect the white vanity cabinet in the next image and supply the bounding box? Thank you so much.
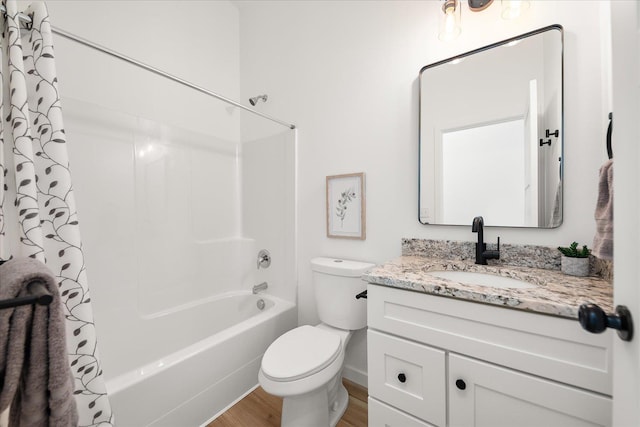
[366,284,613,427]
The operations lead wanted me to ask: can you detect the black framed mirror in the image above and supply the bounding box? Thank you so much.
[419,25,563,228]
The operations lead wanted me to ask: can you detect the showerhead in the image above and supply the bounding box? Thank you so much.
[249,94,268,106]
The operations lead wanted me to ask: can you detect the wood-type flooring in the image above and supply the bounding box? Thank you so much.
[208,379,367,427]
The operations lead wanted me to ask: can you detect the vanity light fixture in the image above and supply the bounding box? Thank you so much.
[438,0,529,42]
[468,0,494,12]
[438,0,462,42]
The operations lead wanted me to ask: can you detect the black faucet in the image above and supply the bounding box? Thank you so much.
[471,216,500,265]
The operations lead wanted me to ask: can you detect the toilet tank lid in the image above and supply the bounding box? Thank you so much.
[310,257,375,277]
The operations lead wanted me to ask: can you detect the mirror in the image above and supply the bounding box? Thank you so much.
[419,25,563,228]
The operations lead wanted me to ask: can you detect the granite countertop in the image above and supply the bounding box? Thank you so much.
[362,255,613,319]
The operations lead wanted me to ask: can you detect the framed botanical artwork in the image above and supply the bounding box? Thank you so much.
[326,172,366,239]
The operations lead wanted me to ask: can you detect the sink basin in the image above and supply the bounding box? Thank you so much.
[426,270,536,289]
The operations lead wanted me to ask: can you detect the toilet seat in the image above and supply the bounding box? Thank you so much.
[261,325,341,382]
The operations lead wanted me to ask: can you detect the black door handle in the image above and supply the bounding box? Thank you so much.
[607,112,613,159]
[578,303,633,341]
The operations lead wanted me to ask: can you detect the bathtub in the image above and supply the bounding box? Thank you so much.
[105,291,297,426]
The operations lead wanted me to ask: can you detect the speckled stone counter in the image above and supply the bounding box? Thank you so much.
[363,255,613,320]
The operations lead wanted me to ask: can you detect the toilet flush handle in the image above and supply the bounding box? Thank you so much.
[355,290,367,299]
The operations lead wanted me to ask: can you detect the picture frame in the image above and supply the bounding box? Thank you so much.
[326,172,366,239]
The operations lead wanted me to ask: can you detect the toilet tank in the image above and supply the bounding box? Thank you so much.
[311,257,375,330]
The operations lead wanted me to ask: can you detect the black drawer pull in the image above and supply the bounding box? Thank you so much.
[456,379,466,390]
[397,373,406,383]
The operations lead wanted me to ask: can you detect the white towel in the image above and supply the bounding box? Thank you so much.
[593,159,613,260]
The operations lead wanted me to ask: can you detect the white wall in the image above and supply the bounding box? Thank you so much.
[44,1,241,106]
[238,0,612,384]
[43,1,241,139]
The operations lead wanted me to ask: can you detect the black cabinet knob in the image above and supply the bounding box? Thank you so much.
[455,379,466,390]
[397,373,406,383]
[578,304,633,342]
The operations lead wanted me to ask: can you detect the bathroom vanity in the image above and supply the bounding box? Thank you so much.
[364,243,614,427]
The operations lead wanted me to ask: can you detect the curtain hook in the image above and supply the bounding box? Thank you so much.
[25,12,33,30]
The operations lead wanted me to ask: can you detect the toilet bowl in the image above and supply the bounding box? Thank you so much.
[259,324,351,427]
[258,257,375,427]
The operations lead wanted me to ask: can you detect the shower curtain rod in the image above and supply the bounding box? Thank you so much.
[2,6,296,130]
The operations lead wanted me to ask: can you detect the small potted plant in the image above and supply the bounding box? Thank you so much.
[557,242,591,277]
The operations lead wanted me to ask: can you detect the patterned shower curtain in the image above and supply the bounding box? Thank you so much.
[0,1,113,425]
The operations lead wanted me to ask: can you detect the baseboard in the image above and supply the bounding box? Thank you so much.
[342,365,368,388]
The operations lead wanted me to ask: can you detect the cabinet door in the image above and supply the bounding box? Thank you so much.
[449,354,612,427]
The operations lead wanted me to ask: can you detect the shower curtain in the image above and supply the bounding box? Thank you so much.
[0,1,113,425]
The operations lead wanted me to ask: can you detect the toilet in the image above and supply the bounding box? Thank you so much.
[258,257,375,427]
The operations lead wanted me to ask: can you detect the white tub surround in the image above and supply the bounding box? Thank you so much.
[61,92,297,427]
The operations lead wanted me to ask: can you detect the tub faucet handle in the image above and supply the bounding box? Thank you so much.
[257,249,271,269]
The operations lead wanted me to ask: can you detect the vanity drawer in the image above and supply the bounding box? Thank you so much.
[368,329,446,426]
[367,284,613,395]
[369,397,437,427]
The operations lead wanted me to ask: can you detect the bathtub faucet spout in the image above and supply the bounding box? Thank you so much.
[253,282,268,294]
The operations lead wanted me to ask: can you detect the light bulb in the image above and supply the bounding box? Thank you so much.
[501,0,530,20]
[438,0,461,41]
[444,12,456,34]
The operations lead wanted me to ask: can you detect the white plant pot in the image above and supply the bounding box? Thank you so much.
[561,256,590,277]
